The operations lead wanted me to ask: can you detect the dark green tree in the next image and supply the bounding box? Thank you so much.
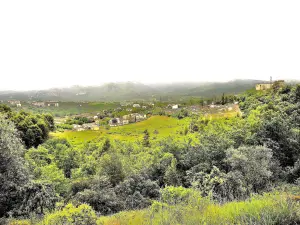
[143,129,151,147]
[100,153,125,186]
[102,138,111,154]
[0,115,29,216]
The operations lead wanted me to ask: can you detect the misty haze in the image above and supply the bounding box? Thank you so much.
[1,1,300,225]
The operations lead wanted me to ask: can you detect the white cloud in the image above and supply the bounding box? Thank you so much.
[0,0,299,90]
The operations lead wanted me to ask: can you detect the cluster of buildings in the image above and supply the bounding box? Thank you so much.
[109,113,147,126]
[5,100,60,108]
[72,123,98,131]
[7,100,22,107]
[32,101,59,107]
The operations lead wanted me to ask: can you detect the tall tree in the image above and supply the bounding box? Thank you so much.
[143,129,151,147]
[0,115,29,216]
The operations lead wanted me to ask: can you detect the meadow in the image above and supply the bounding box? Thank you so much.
[11,188,300,225]
[97,191,300,225]
[52,116,195,145]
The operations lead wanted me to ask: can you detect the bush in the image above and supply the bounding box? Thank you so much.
[41,204,97,225]
[161,186,204,206]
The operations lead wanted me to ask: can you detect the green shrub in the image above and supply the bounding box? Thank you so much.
[40,204,97,225]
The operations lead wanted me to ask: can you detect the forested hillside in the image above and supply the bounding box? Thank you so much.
[0,84,300,224]
[0,80,267,102]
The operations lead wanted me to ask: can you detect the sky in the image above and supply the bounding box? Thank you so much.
[0,1,300,91]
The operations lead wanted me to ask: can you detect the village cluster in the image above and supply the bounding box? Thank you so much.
[6,100,59,108]
[1,81,284,132]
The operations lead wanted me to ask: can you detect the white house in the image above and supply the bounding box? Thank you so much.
[47,102,59,107]
[122,120,129,125]
[133,104,141,108]
[16,103,22,107]
[109,118,122,126]
[172,105,179,109]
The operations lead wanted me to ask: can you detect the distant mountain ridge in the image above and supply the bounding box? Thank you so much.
[0,79,293,102]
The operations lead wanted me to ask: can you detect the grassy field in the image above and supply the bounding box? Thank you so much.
[52,116,193,145]
[97,192,300,225]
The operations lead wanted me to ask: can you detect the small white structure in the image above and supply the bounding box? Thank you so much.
[73,124,84,131]
[123,120,129,125]
[16,103,22,107]
[47,102,59,107]
[93,116,98,120]
[172,105,179,109]
[142,106,147,109]
[133,104,141,108]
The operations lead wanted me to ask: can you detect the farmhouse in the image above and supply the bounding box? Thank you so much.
[82,123,98,130]
[134,113,146,121]
[121,113,146,124]
[73,124,84,131]
[122,120,129,125]
[172,104,179,109]
[16,103,22,107]
[109,118,122,126]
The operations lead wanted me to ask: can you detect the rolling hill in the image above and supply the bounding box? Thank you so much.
[0,79,277,102]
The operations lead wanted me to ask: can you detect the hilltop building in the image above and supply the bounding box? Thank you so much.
[255,80,285,91]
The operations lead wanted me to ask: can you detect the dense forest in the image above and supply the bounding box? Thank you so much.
[0,84,300,224]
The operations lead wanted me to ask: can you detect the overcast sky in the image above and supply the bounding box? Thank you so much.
[0,1,299,90]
